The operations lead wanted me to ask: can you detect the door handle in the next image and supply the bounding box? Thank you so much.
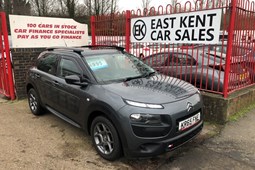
[34,73,40,78]
[52,81,59,86]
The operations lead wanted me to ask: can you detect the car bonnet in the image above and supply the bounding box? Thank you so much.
[102,74,199,104]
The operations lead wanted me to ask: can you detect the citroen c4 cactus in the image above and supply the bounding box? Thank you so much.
[26,46,203,161]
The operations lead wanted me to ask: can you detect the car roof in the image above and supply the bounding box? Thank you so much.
[81,48,121,56]
[45,46,124,57]
[144,49,226,66]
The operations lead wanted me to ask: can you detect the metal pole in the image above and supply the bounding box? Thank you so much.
[223,0,237,98]
[0,12,15,100]
[91,16,96,45]
[125,10,131,53]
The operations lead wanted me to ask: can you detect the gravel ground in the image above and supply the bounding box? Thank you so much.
[0,97,221,170]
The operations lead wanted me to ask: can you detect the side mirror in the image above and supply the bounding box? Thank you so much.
[65,75,88,86]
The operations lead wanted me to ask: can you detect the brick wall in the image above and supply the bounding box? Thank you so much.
[11,48,45,99]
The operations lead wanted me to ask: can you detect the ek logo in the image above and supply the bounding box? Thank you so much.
[133,20,146,41]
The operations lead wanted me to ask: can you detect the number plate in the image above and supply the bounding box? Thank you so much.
[178,112,201,131]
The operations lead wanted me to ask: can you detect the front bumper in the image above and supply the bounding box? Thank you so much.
[124,121,203,158]
[117,93,204,158]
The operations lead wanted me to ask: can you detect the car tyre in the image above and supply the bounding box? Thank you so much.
[28,88,44,115]
[91,116,122,161]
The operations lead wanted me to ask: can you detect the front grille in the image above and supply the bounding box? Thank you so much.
[132,124,171,138]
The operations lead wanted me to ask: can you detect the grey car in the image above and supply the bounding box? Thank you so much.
[143,47,251,92]
[26,46,203,161]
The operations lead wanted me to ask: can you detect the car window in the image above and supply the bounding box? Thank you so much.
[167,53,196,66]
[37,53,58,75]
[59,58,81,78]
[144,54,167,67]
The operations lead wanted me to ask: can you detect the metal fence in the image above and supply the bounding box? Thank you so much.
[0,12,15,100]
[91,0,255,98]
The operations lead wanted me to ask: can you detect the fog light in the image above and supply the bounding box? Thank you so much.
[130,113,142,120]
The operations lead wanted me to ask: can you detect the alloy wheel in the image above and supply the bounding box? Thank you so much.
[93,122,114,155]
[29,92,37,112]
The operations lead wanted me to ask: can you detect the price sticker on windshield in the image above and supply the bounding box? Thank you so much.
[86,58,108,71]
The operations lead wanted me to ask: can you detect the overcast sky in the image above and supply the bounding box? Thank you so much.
[118,0,178,11]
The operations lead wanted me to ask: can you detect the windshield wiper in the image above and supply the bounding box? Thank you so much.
[123,75,144,82]
[122,72,156,82]
[142,71,156,78]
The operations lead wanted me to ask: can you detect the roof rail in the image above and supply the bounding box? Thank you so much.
[81,45,125,51]
[46,47,84,54]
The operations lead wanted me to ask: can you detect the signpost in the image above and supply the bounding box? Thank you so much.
[9,15,88,48]
[131,9,222,44]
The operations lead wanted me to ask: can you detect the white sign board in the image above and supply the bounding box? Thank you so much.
[131,9,222,44]
[9,15,88,48]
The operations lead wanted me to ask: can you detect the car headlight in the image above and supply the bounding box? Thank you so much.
[130,113,162,124]
[125,99,163,109]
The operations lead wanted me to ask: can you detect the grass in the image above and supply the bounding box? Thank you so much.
[228,102,255,122]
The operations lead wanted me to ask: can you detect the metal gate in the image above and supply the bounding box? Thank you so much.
[0,12,15,100]
[91,0,255,98]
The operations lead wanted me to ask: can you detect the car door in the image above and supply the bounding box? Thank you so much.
[35,53,59,108]
[53,55,91,124]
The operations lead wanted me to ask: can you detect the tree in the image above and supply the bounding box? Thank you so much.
[110,0,118,14]
[29,0,55,16]
[192,0,226,9]
[169,0,181,13]
[83,0,119,15]
[57,0,79,18]
[3,0,13,14]
[14,0,31,15]
[0,0,4,11]
[215,0,226,7]
[192,0,208,9]
[0,0,31,15]
[170,0,179,7]
[141,0,151,9]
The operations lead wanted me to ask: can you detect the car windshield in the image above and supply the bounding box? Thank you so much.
[83,52,155,82]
